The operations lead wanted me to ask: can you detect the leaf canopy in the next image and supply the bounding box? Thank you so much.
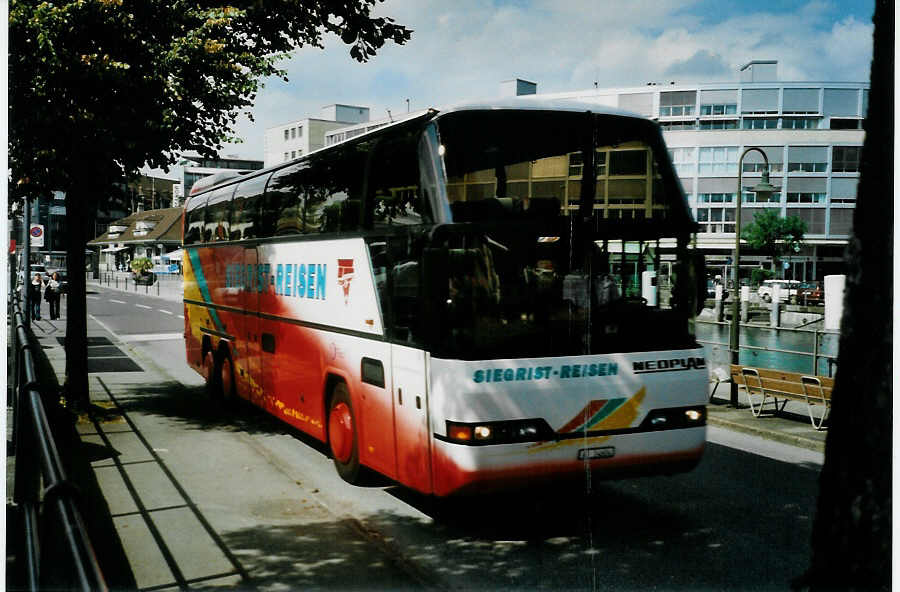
[9,0,412,195]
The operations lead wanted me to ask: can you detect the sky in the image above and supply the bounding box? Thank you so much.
[156,0,876,175]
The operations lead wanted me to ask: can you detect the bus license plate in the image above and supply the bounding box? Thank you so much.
[578,447,616,460]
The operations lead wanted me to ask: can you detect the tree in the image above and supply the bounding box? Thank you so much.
[9,1,411,408]
[797,2,892,590]
[742,209,806,278]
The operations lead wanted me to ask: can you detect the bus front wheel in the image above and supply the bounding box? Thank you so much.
[328,383,360,483]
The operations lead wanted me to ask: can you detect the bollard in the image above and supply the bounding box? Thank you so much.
[770,284,781,328]
[740,285,750,323]
[714,284,724,322]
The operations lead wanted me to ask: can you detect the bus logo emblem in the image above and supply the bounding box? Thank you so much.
[337,259,354,305]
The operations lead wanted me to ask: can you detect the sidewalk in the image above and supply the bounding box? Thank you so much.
[9,285,827,588]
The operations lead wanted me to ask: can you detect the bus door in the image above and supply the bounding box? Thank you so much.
[240,246,261,403]
[391,344,432,493]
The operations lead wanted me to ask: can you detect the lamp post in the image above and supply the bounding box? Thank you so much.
[730,147,776,407]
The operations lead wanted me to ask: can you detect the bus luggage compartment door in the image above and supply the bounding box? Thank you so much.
[391,344,432,494]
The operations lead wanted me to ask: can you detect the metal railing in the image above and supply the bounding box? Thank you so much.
[9,298,108,592]
[696,318,839,377]
[93,270,184,299]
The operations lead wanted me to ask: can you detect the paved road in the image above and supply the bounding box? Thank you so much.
[68,284,823,590]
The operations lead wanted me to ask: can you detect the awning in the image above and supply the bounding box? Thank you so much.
[100,246,129,253]
[164,249,184,261]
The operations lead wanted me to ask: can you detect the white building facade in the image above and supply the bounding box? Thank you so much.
[264,104,371,167]
[536,61,867,281]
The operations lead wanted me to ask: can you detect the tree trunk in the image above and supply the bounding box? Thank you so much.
[63,187,97,410]
[801,3,892,590]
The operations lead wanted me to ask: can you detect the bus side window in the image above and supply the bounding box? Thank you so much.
[231,173,270,240]
[305,143,367,234]
[183,195,207,245]
[204,185,235,242]
[369,129,427,228]
[263,163,305,237]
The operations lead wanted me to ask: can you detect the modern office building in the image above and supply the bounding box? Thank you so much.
[264,104,371,167]
[533,60,867,281]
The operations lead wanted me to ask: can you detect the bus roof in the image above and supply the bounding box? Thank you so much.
[184,97,660,208]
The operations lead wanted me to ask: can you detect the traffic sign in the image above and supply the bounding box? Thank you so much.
[29,224,44,247]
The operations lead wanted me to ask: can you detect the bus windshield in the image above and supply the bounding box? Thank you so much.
[401,108,700,360]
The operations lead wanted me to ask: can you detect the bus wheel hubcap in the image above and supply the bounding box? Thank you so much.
[329,403,353,463]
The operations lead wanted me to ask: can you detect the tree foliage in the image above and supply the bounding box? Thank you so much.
[742,209,806,275]
[9,0,411,405]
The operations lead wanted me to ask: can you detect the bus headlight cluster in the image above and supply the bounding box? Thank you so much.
[446,419,552,445]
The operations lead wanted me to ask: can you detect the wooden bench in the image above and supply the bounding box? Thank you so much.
[730,364,834,430]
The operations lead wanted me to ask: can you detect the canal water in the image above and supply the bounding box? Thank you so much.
[696,321,840,377]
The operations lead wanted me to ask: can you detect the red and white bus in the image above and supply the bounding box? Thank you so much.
[183,99,709,496]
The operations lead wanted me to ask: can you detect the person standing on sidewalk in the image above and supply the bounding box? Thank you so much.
[28,273,44,320]
[45,271,62,320]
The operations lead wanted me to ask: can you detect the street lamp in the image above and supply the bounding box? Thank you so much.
[729,147,777,407]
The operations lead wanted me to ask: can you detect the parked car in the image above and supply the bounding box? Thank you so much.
[757,279,800,303]
[797,282,824,306]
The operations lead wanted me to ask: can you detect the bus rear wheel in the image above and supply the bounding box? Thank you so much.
[328,383,360,484]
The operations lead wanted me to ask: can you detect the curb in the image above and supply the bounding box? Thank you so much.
[707,413,825,454]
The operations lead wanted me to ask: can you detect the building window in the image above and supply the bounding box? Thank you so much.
[742,162,783,173]
[698,146,738,175]
[742,189,781,203]
[284,129,289,141]
[291,127,297,139]
[782,118,820,130]
[297,126,303,138]
[830,118,862,130]
[284,152,289,161]
[669,147,696,176]
[659,91,696,117]
[695,206,735,233]
[659,121,697,131]
[699,120,738,130]
[787,161,827,173]
[698,192,735,203]
[291,151,296,159]
[742,118,778,130]
[832,146,861,173]
[786,192,826,203]
[700,103,737,116]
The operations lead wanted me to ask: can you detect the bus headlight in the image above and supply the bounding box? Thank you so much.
[474,426,492,440]
[685,409,703,422]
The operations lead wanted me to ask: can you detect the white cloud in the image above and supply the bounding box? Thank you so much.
[221,0,873,160]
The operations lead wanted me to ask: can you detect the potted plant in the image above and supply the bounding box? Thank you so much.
[131,257,155,285]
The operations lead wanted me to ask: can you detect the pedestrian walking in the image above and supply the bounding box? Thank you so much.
[45,271,62,320]
[28,273,43,320]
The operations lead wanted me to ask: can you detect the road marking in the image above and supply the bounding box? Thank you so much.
[118,332,184,342]
[159,309,173,315]
[178,315,185,319]
[87,296,100,300]
[135,304,152,309]
[110,299,126,304]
